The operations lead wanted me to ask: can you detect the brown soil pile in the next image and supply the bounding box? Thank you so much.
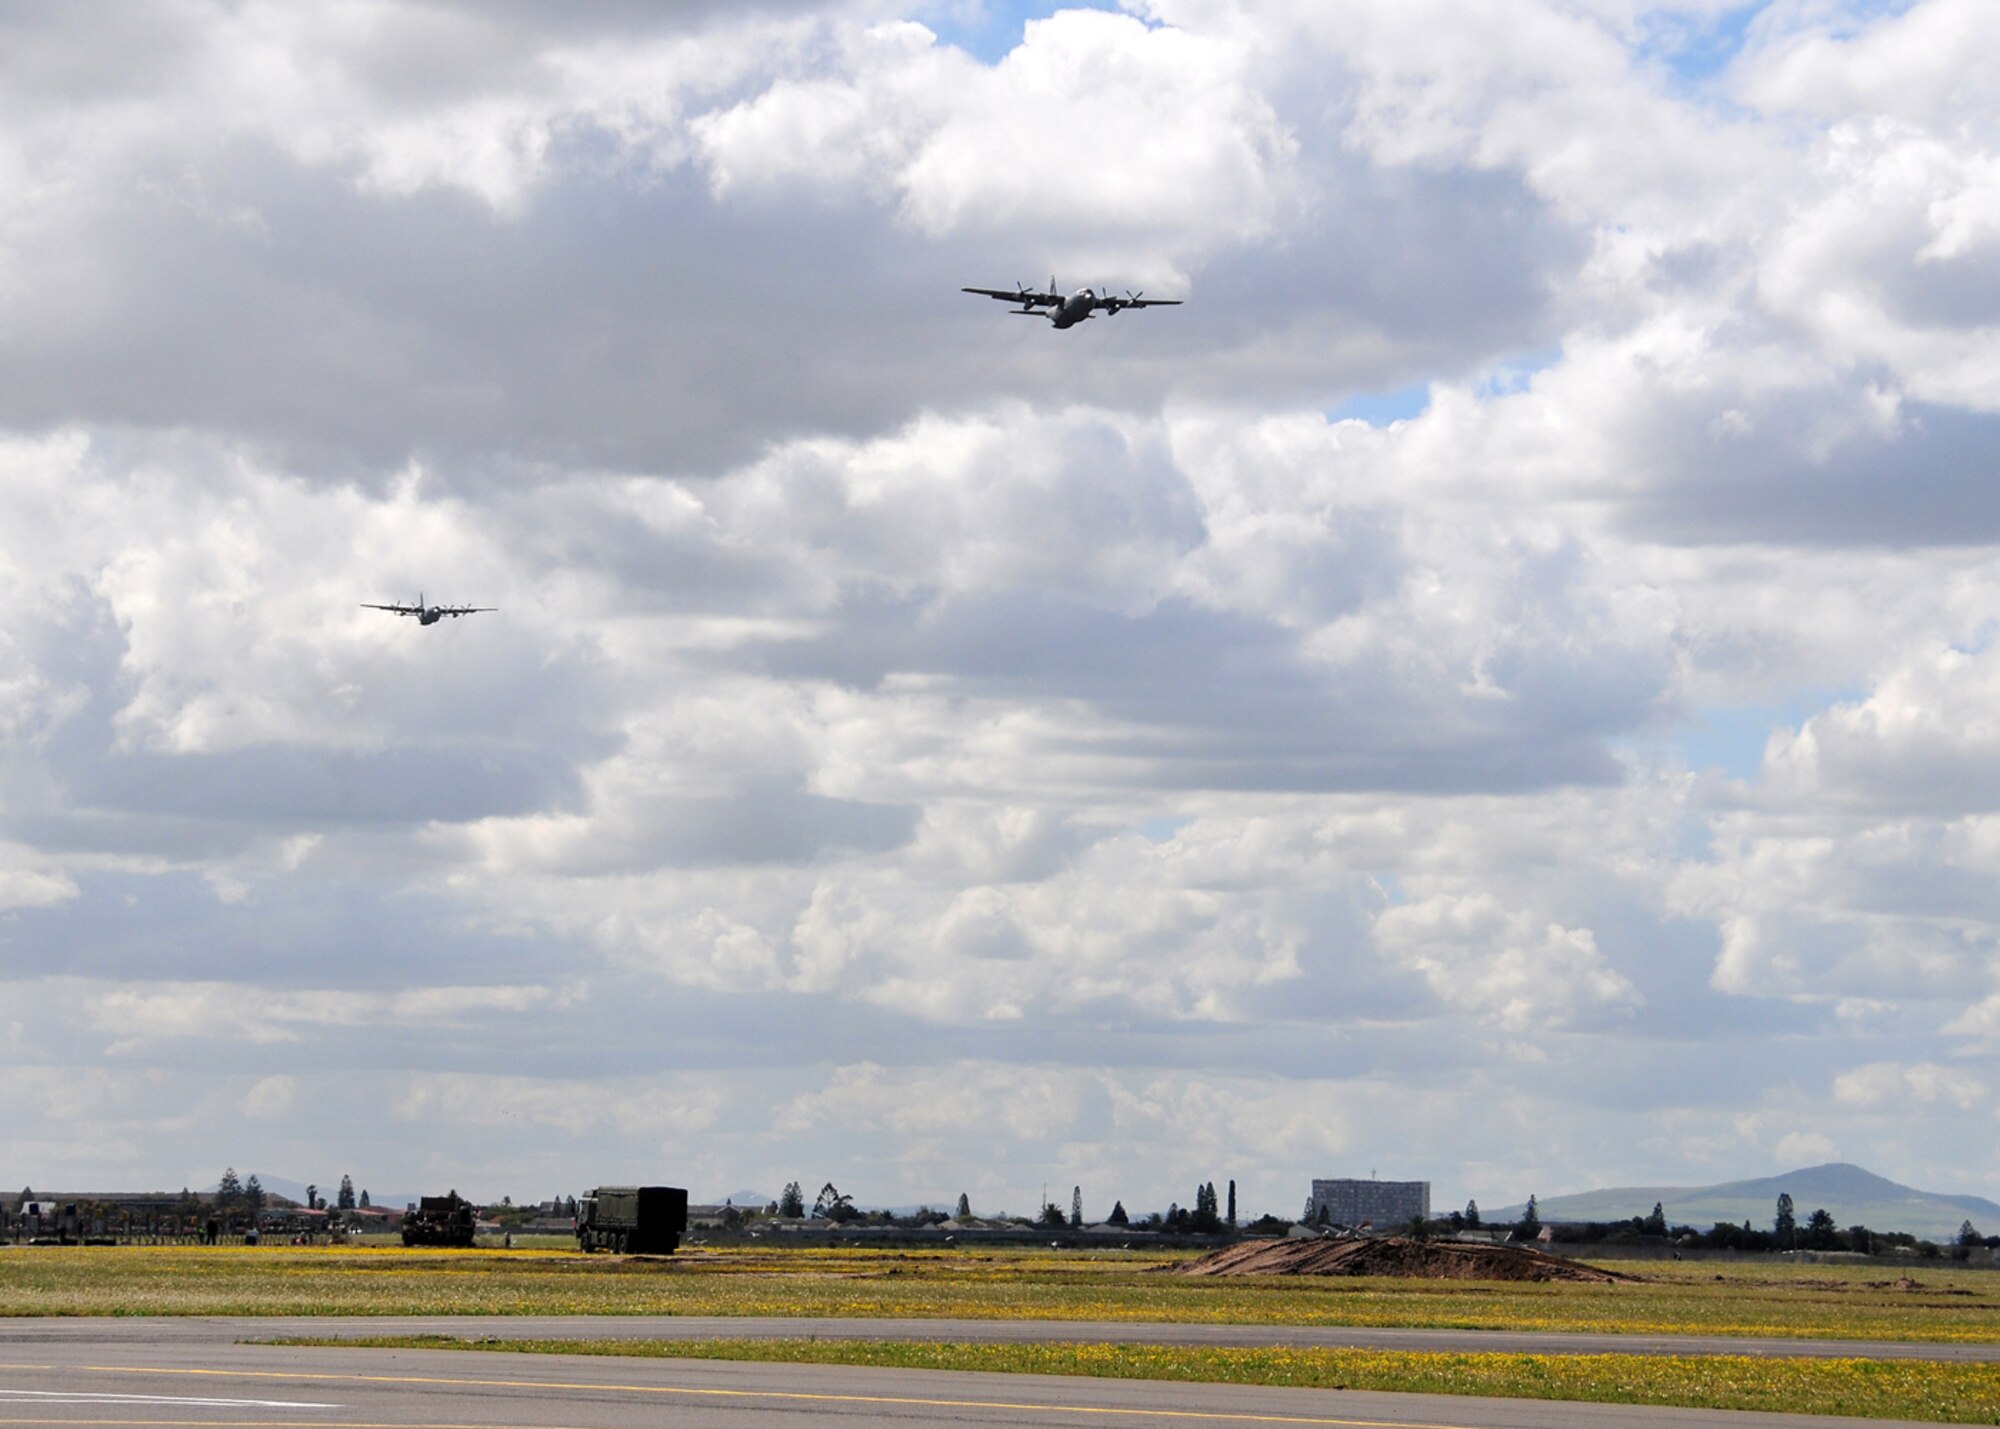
[1173,1236,1629,1283]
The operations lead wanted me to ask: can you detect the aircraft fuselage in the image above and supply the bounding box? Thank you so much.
[418,608,443,625]
[1050,290,1097,328]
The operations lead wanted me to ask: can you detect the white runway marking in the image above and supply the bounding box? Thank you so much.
[0,1391,337,1409]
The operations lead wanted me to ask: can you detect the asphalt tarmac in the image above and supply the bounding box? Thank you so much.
[0,1319,1982,1428]
[3,1315,1997,1362]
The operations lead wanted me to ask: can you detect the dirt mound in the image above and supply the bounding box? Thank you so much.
[1173,1236,1629,1283]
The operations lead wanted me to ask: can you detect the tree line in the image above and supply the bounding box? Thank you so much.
[1417,1191,1995,1258]
[756,1178,1241,1233]
[211,1168,372,1214]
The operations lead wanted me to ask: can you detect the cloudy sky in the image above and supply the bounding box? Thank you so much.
[4,0,1998,1220]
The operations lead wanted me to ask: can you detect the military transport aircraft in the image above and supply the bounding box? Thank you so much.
[962,279,1181,329]
[361,594,495,626]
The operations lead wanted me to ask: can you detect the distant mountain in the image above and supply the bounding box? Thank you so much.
[1493,1163,2000,1241]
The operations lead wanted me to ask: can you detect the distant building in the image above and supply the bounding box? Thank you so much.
[1310,1177,1430,1228]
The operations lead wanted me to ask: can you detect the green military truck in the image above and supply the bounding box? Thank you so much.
[575,1185,687,1255]
[401,1192,477,1247]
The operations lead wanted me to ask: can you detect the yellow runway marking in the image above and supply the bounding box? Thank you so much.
[63,1362,1488,1428]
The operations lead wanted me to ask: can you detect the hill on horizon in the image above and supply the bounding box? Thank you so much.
[1493,1163,2000,1241]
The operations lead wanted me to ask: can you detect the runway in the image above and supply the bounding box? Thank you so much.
[3,1315,1996,1363]
[0,1318,1981,1428]
[0,1331,1930,1429]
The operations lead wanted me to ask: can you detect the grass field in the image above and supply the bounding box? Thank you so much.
[277,1334,2000,1424]
[4,1244,1998,1343]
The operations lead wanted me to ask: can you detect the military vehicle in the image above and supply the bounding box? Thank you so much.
[401,1191,477,1247]
[575,1185,687,1255]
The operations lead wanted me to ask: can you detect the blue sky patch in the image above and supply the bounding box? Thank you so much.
[1638,2,1768,88]
[924,0,1134,64]
[1638,1,1918,92]
[1478,344,1562,398]
[1951,619,1997,656]
[1330,381,1430,427]
[1672,688,1865,780]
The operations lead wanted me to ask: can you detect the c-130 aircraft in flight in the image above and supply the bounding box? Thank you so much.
[361,593,494,626]
[962,278,1181,329]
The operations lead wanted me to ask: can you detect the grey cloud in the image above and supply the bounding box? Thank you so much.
[1881,247,2000,332]
[0,1,820,112]
[0,64,1584,484]
[1626,398,2000,547]
[3,147,1011,478]
[1157,164,1585,403]
[1836,853,2000,922]
[551,777,919,872]
[509,490,805,613]
[0,871,570,990]
[1791,730,2000,820]
[71,743,583,826]
[0,2,204,108]
[757,589,1656,793]
[1232,890,1437,1025]
[2,591,610,848]
[454,0,836,39]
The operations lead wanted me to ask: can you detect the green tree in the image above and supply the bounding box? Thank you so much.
[359,1189,371,1209]
[1805,1207,1837,1249]
[216,1167,243,1210]
[1774,1192,1796,1247]
[338,1175,356,1211]
[244,1175,266,1213]
[954,1192,971,1219]
[1039,1200,1068,1228]
[1960,1219,1982,1247]
[1519,1195,1541,1238]
[1107,1200,1129,1226]
[1070,1186,1083,1227]
[1227,1179,1237,1227]
[778,1182,805,1218]
[1192,1181,1222,1233]
[1846,1223,1872,1255]
[1645,1201,1667,1236]
[812,1182,856,1221]
[1464,1199,1481,1227]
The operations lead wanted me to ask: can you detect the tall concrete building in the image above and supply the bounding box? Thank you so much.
[1310,1177,1430,1228]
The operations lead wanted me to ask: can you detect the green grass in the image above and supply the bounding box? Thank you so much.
[2,1245,1997,1343]
[270,1334,2000,1424]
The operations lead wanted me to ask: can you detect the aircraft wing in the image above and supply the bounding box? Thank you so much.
[437,606,496,616]
[963,286,1060,307]
[1098,296,1182,311]
[360,603,420,615]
